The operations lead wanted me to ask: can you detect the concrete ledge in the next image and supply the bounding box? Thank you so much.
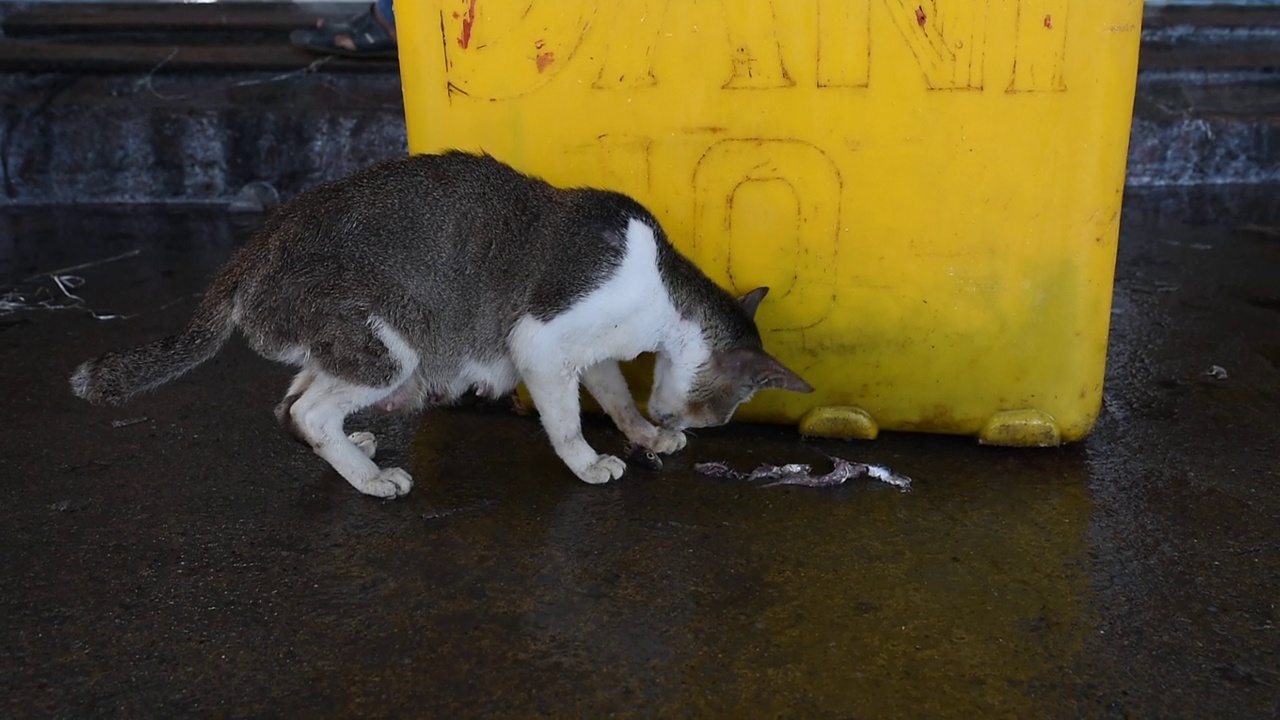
[0,72,407,205]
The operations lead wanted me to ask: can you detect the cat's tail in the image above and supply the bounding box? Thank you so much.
[70,270,238,406]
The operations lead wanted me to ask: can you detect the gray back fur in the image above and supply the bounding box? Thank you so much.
[72,150,762,405]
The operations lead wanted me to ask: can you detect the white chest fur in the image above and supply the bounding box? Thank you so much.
[509,217,706,375]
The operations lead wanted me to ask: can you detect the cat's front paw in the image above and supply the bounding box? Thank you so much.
[651,428,687,455]
[575,454,626,485]
[360,467,413,498]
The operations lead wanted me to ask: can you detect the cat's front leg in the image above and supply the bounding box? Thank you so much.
[521,366,626,484]
[581,360,687,455]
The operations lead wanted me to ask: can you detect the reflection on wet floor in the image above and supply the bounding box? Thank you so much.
[399,407,1095,716]
[1,191,1278,716]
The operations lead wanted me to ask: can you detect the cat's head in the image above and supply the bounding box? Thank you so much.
[647,287,814,430]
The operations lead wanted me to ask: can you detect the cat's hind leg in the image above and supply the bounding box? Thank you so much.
[347,431,378,459]
[581,360,686,454]
[274,370,377,458]
[287,374,410,497]
[284,317,419,498]
[275,369,315,447]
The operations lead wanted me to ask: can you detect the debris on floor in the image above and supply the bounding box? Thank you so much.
[1245,292,1280,311]
[26,248,141,280]
[1203,365,1229,380]
[1235,223,1280,239]
[48,275,131,320]
[695,456,912,491]
[0,279,119,318]
[3,249,142,319]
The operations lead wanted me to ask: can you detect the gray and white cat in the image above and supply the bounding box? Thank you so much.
[70,151,813,498]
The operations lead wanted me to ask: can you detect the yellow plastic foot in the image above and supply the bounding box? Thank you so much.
[798,406,879,441]
[978,410,1062,447]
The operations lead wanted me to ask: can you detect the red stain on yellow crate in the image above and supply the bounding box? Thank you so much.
[458,0,477,49]
[915,6,927,27]
[1044,14,1053,29]
[536,51,555,72]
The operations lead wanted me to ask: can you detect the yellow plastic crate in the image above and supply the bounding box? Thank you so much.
[396,0,1143,446]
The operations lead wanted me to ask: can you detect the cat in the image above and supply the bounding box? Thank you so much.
[70,151,814,498]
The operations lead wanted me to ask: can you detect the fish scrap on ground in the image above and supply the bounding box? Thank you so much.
[694,456,912,491]
[622,440,912,491]
[624,441,666,472]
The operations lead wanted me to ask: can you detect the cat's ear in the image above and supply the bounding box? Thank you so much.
[738,287,769,320]
[717,348,815,394]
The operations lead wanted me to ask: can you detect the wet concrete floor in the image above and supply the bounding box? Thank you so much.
[1,193,1278,718]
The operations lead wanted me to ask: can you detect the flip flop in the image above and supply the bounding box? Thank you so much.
[290,3,398,59]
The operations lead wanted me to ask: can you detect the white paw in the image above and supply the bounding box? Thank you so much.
[575,454,626,485]
[348,431,377,459]
[361,467,413,498]
[651,428,687,454]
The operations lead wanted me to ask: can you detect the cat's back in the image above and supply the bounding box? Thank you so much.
[237,151,547,281]
[352,150,541,203]
[235,152,671,322]
[261,150,543,239]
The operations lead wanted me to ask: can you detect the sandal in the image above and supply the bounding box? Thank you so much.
[290,3,398,59]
